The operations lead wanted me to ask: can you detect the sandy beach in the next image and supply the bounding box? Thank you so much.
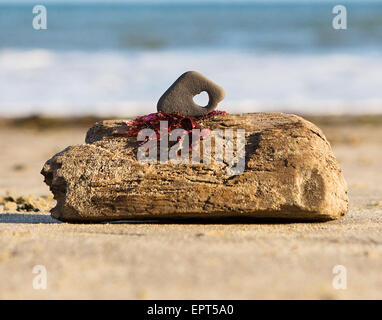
[0,114,381,299]
[1,0,382,302]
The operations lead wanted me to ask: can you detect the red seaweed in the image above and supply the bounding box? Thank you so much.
[124,110,227,150]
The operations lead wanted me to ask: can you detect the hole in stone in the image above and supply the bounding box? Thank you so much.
[193,91,209,107]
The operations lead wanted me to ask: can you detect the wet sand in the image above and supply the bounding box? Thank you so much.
[0,114,381,299]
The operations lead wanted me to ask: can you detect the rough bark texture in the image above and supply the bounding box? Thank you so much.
[41,113,348,222]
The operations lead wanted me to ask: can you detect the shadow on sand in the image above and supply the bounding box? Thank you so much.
[0,213,329,225]
[0,213,60,224]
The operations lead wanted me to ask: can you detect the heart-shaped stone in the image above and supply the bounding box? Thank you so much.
[157,71,226,117]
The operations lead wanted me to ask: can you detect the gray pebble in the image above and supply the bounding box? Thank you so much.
[157,71,225,117]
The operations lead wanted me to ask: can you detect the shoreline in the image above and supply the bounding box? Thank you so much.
[1,113,382,130]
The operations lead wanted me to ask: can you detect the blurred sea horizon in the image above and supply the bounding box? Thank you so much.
[1,0,382,116]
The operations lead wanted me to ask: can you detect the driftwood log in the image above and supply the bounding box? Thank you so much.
[41,113,348,222]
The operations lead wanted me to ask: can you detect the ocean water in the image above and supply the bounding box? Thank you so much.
[0,1,382,116]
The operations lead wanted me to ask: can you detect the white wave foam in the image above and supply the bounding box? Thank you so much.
[0,49,381,116]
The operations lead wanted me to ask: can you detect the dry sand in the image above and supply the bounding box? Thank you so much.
[0,115,381,299]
